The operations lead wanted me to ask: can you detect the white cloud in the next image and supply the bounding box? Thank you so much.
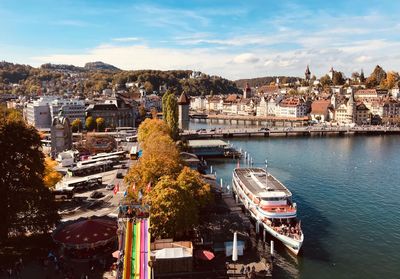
[232,53,259,64]
[112,37,141,42]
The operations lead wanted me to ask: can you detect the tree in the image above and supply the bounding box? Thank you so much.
[43,157,62,188]
[137,118,171,144]
[162,90,173,120]
[320,74,332,87]
[71,118,83,132]
[366,65,386,88]
[165,93,178,139]
[176,167,212,209]
[0,117,59,242]
[144,81,154,94]
[96,117,106,132]
[144,176,198,239]
[332,72,345,85]
[85,116,96,131]
[381,71,399,89]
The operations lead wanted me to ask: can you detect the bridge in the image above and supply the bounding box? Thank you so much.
[180,126,400,140]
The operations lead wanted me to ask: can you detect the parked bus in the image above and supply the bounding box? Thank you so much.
[89,151,127,160]
[68,161,113,176]
[77,155,120,167]
[57,175,103,191]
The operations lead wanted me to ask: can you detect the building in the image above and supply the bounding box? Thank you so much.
[383,99,400,118]
[51,116,72,157]
[178,91,190,130]
[355,102,370,125]
[310,99,332,122]
[277,97,309,118]
[24,97,56,129]
[50,99,86,128]
[86,95,136,128]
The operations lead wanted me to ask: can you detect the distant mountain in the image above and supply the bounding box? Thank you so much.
[84,61,120,71]
[235,76,300,88]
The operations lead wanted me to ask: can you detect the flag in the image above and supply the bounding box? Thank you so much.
[124,190,127,197]
[113,183,119,195]
[146,181,152,192]
[236,159,240,169]
[132,182,136,191]
[138,190,143,201]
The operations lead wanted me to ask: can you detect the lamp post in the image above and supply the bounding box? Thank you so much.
[265,159,268,188]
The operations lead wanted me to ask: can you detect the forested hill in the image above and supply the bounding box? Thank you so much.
[0,61,240,96]
[235,76,300,88]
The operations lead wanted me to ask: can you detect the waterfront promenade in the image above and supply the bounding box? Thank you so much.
[181,125,400,140]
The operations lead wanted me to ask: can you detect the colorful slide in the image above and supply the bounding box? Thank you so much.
[122,218,151,279]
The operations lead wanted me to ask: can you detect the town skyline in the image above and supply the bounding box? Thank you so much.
[2,0,400,79]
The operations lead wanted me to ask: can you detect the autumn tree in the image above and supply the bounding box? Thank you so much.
[137,118,171,144]
[85,116,96,131]
[380,71,399,89]
[144,176,198,239]
[320,74,332,87]
[43,157,62,188]
[0,114,59,242]
[96,117,106,132]
[71,118,83,132]
[366,65,386,88]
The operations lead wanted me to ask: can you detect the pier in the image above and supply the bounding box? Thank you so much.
[181,126,400,140]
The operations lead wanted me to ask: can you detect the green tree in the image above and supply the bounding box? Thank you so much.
[85,116,96,131]
[332,72,345,85]
[96,117,106,132]
[0,116,59,242]
[71,118,83,132]
[162,90,173,120]
[320,74,332,87]
[165,93,178,139]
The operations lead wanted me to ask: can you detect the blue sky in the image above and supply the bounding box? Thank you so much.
[1,0,400,79]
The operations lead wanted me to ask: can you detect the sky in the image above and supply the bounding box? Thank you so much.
[1,0,400,80]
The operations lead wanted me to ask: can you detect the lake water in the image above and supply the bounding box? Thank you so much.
[190,121,400,278]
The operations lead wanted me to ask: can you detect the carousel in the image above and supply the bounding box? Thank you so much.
[53,216,118,259]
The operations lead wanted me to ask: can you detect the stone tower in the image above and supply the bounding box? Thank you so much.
[243,83,252,99]
[178,91,190,131]
[305,65,311,81]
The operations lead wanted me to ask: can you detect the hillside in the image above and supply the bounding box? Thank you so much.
[235,76,300,88]
[0,61,240,96]
[84,61,121,72]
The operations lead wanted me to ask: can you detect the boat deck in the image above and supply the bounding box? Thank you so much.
[234,168,291,197]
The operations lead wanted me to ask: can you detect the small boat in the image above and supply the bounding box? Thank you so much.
[232,167,304,255]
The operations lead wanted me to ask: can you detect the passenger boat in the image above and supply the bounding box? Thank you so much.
[232,167,304,255]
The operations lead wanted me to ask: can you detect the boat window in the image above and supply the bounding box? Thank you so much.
[261,197,285,201]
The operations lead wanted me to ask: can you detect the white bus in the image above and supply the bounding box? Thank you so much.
[57,175,103,191]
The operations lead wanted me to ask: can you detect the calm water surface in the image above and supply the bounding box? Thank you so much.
[191,121,400,278]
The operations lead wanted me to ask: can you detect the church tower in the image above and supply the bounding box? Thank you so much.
[178,91,190,130]
[305,65,311,81]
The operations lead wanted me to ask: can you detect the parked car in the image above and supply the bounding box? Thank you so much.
[116,172,124,179]
[105,184,114,190]
[90,191,104,199]
[258,127,269,132]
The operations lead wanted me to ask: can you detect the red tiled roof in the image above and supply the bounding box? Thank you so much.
[311,99,331,114]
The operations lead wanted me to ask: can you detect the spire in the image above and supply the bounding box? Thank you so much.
[178,91,190,105]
